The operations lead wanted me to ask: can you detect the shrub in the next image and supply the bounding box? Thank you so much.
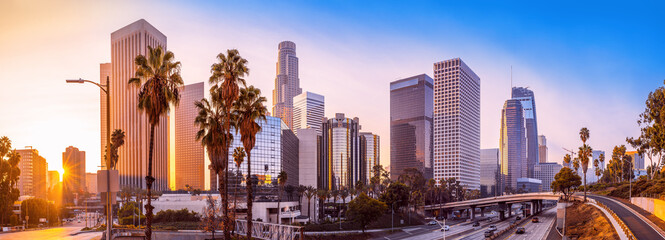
[154,208,200,223]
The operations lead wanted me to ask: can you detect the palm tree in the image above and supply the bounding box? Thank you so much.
[330,190,339,221]
[208,49,249,239]
[563,154,572,168]
[108,129,125,170]
[316,189,329,222]
[128,45,183,240]
[232,147,246,214]
[297,185,306,212]
[579,127,592,201]
[304,187,316,223]
[194,92,234,238]
[573,158,580,173]
[276,171,288,224]
[340,189,349,219]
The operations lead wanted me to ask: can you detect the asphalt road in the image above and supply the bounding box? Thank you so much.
[500,207,556,240]
[589,194,665,240]
[0,222,102,240]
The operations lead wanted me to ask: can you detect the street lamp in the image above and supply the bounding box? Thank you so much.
[67,77,112,240]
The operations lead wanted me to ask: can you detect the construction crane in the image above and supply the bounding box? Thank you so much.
[562,147,577,155]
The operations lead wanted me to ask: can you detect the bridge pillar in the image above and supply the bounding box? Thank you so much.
[538,200,543,213]
[531,201,536,216]
[469,205,476,220]
[498,202,506,221]
[480,207,485,217]
[507,203,513,217]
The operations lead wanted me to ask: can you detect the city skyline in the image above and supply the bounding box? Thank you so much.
[2,1,664,176]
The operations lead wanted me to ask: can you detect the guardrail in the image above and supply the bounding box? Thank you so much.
[594,201,636,240]
[235,219,303,240]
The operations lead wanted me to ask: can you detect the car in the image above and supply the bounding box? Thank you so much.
[427,220,438,226]
[516,227,526,234]
[484,230,495,238]
[511,220,518,224]
[516,216,522,220]
[532,217,539,223]
[440,225,450,231]
[488,225,497,231]
[472,222,480,227]
[77,220,81,223]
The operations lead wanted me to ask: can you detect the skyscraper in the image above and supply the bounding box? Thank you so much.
[272,41,302,130]
[360,132,380,184]
[63,146,86,195]
[512,87,539,177]
[390,74,433,180]
[480,148,500,197]
[320,113,361,190]
[175,82,205,190]
[538,135,547,163]
[534,162,562,192]
[16,148,47,198]
[433,58,481,190]
[293,91,324,136]
[103,19,169,190]
[47,170,60,191]
[500,99,526,192]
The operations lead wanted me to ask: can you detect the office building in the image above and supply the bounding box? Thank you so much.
[360,132,380,184]
[433,58,481,190]
[293,91,324,136]
[175,82,205,190]
[272,41,302,130]
[516,178,542,193]
[63,146,86,194]
[298,128,319,220]
[480,148,500,197]
[534,163,562,192]
[538,135,547,163]
[211,116,299,190]
[16,148,47,198]
[320,113,361,190]
[390,74,434,180]
[86,173,98,194]
[500,99,526,192]
[626,151,645,170]
[48,171,60,191]
[102,19,169,190]
[512,87,539,177]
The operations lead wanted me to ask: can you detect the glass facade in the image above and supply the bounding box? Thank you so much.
[534,163,562,192]
[360,132,380,184]
[175,82,205,190]
[512,87,539,178]
[500,99,526,192]
[210,116,298,191]
[480,148,499,197]
[320,113,361,190]
[390,74,433,180]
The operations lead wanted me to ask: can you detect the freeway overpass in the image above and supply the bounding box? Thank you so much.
[424,192,563,220]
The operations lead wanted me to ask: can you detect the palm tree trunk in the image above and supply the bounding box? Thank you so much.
[224,153,230,240]
[584,171,587,202]
[246,152,253,240]
[145,124,155,240]
[217,167,225,240]
[232,169,240,236]
[307,197,311,223]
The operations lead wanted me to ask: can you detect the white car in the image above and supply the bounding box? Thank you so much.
[428,220,438,226]
[440,225,450,231]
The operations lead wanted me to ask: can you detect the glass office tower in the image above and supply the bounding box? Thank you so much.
[390,74,433,180]
[320,113,361,190]
[512,87,539,178]
[500,99,526,192]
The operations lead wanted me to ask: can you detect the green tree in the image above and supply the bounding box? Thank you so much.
[551,167,582,201]
[346,193,387,233]
[296,185,306,211]
[316,189,329,222]
[128,45,183,239]
[0,136,20,226]
[563,154,572,168]
[235,84,267,238]
[21,198,58,227]
[380,182,409,212]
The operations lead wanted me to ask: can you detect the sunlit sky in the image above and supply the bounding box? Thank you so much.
[1,1,664,179]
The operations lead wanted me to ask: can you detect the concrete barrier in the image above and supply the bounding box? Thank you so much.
[631,197,665,222]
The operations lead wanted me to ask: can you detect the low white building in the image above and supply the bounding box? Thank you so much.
[151,194,303,224]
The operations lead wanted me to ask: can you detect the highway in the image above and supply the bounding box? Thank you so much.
[589,194,665,240]
[454,214,518,240]
[398,212,520,240]
[499,207,556,240]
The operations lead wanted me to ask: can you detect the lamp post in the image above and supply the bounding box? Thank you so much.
[67,77,112,240]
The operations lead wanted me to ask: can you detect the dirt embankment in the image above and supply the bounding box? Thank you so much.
[565,202,620,240]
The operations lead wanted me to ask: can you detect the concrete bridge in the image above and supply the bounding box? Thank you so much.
[424,192,562,220]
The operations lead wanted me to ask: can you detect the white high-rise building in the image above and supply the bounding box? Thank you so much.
[293,91,324,136]
[102,19,169,190]
[534,162,562,192]
[433,58,481,190]
[272,41,302,130]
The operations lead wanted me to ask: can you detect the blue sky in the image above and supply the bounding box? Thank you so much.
[1,0,664,176]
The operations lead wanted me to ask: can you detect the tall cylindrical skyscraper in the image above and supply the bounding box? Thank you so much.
[272,41,302,130]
